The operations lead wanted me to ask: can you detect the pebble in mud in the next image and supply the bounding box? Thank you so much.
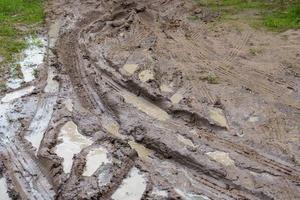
[206,151,235,167]
[138,69,154,82]
[177,134,195,148]
[111,167,147,200]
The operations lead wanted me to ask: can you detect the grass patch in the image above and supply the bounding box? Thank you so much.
[200,74,219,84]
[193,0,300,31]
[0,0,44,66]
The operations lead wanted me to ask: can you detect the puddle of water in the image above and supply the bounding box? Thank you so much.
[55,121,93,173]
[121,91,170,121]
[128,141,153,160]
[25,97,57,153]
[102,118,125,139]
[138,69,154,82]
[44,67,59,93]
[7,37,47,89]
[177,135,195,147]
[1,86,35,103]
[151,187,168,197]
[49,19,62,48]
[111,167,147,200]
[175,189,210,200]
[160,84,173,93]
[0,103,10,137]
[123,64,139,75]
[64,99,73,112]
[0,177,11,200]
[170,92,183,104]
[209,108,229,129]
[206,151,235,167]
[83,147,111,176]
[248,116,259,123]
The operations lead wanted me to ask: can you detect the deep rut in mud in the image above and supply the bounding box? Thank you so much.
[0,0,299,199]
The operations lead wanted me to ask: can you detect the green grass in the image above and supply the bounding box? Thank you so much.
[0,0,44,90]
[193,0,300,31]
[0,0,44,64]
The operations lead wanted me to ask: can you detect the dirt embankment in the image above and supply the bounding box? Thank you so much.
[0,0,299,199]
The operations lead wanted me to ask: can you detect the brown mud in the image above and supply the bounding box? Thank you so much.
[0,0,299,199]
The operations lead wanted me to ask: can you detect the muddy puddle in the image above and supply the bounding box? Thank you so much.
[102,117,124,139]
[128,141,153,160]
[25,97,57,153]
[208,108,229,129]
[170,91,184,104]
[175,189,210,200]
[55,121,93,173]
[7,37,47,89]
[138,70,154,82]
[0,177,10,200]
[83,147,110,176]
[25,64,58,153]
[1,86,35,103]
[120,91,170,121]
[111,167,147,200]
[123,64,139,75]
[206,151,235,167]
[151,187,168,198]
[160,84,173,93]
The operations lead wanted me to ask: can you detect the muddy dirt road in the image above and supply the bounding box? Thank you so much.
[0,0,299,199]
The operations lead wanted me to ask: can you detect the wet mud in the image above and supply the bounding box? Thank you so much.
[0,0,299,199]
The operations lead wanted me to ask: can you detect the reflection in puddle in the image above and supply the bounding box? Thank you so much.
[7,37,47,89]
[175,189,210,200]
[138,69,154,82]
[83,147,110,176]
[112,167,147,200]
[1,86,35,103]
[206,151,235,167]
[0,177,11,200]
[128,141,153,160]
[121,91,170,121]
[123,64,139,75]
[55,121,93,173]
